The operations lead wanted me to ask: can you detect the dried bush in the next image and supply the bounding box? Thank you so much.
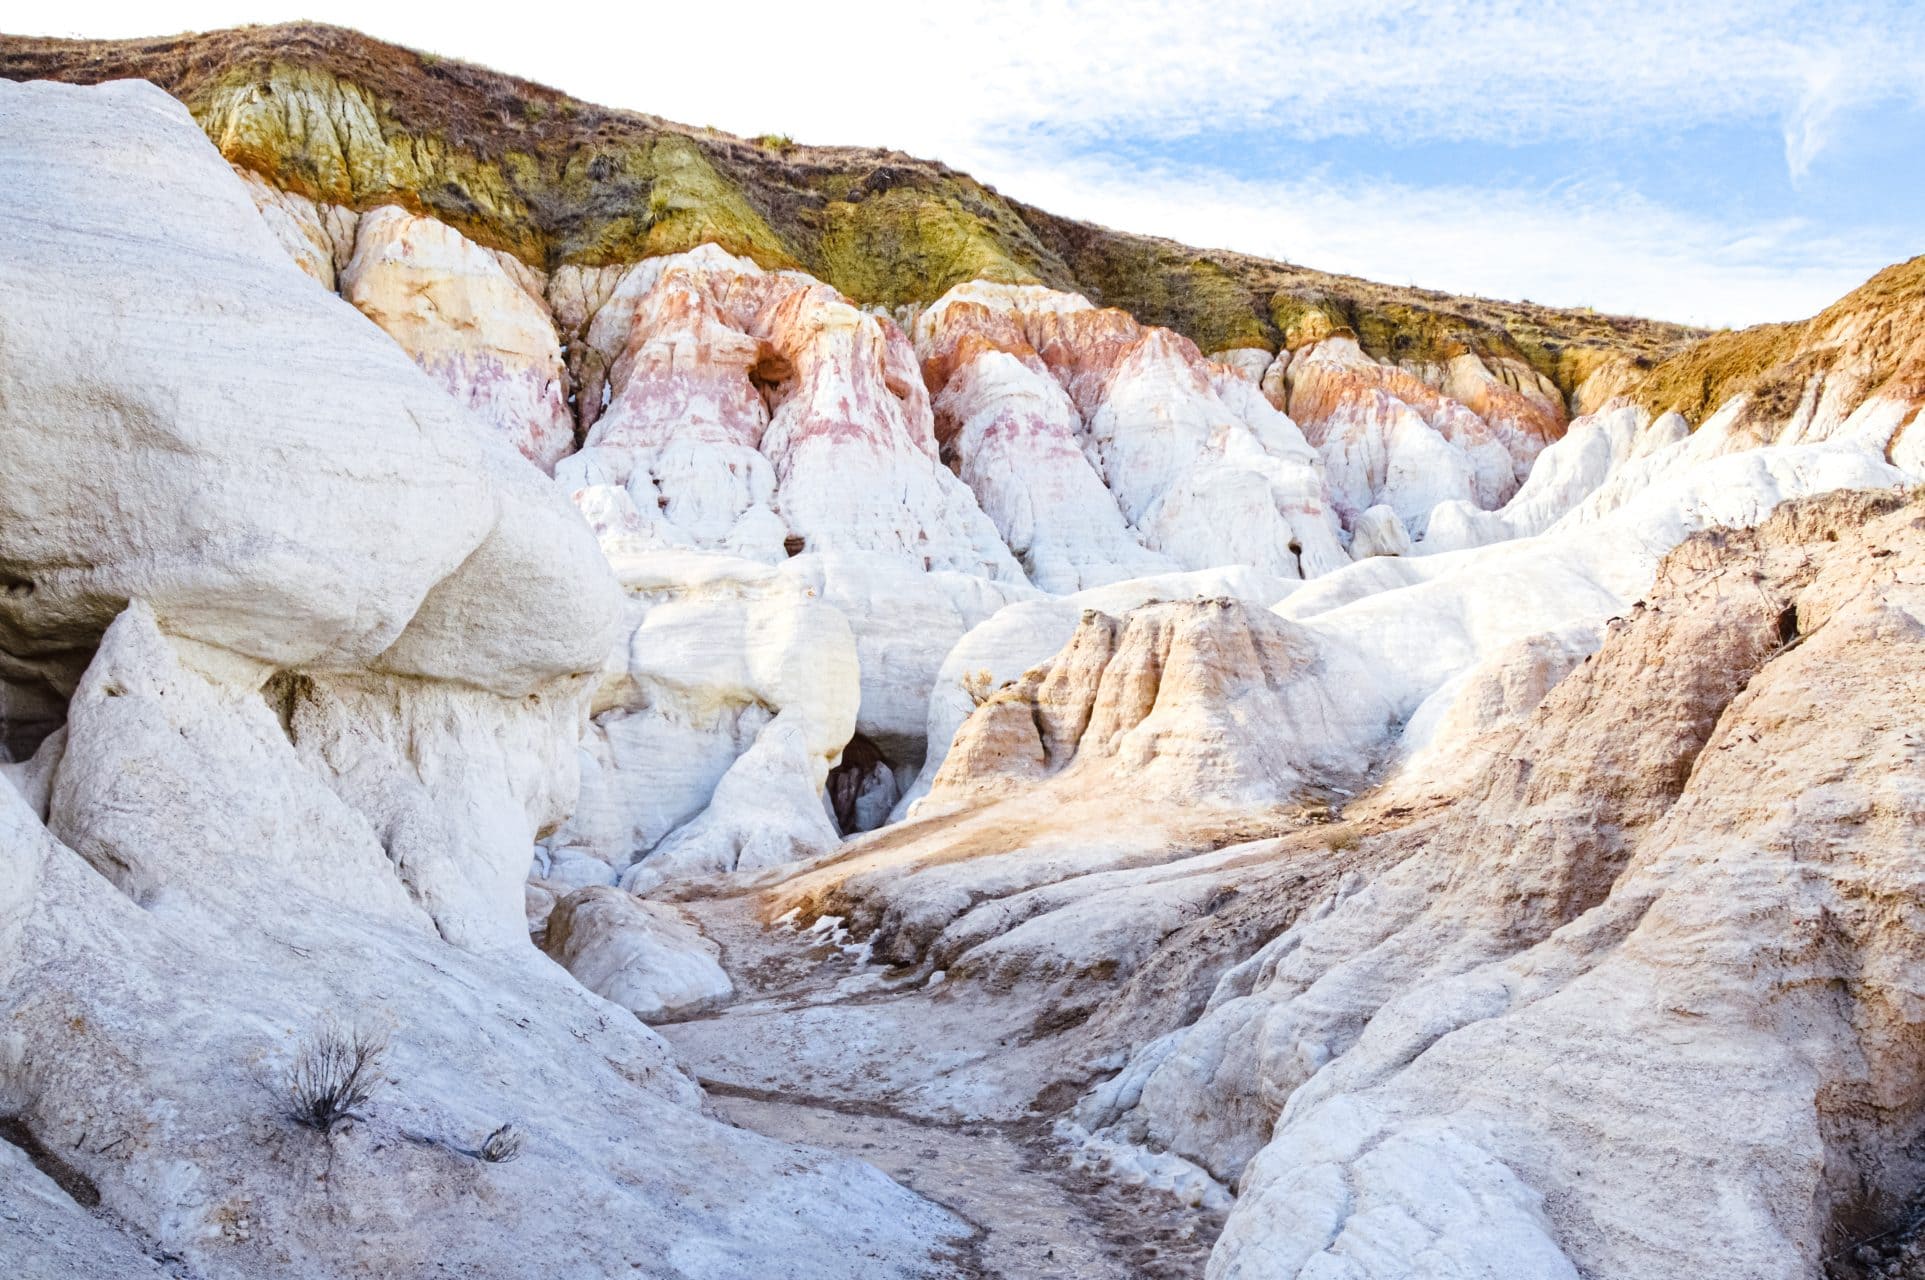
[961,668,998,707]
[479,1123,523,1163]
[282,1022,388,1135]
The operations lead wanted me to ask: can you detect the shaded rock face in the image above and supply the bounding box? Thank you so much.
[828,733,895,835]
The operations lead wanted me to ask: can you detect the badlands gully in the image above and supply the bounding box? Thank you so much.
[4,45,1925,1280]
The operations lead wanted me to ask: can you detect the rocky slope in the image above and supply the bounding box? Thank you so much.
[1,26,1923,1280]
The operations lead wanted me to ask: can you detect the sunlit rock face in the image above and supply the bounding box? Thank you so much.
[916,282,1351,584]
[1271,335,1562,535]
[558,246,1024,579]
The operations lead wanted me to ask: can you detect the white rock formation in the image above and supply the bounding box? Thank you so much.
[0,77,966,1279]
[542,886,733,1020]
[930,345,1176,591]
[1274,335,1563,540]
[562,246,1023,579]
[546,548,857,890]
[1347,503,1414,558]
[918,283,1351,582]
[1420,402,1689,552]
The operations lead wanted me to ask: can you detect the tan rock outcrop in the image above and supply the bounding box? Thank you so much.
[930,600,1358,809]
[341,206,577,471]
[1204,488,1925,1278]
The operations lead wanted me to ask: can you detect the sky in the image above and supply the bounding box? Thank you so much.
[12,1,1925,327]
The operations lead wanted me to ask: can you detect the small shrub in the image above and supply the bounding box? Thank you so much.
[479,1123,523,1163]
[282,1022,388,1135]
[755,133,794,151]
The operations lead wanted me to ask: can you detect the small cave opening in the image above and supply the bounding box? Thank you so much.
[749,348,796,416]
[827,733,897,836]
[1,670,73,767]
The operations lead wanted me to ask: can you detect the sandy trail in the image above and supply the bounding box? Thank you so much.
[657,893,1220,1280]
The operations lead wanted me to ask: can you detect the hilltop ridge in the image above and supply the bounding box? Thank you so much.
[1,21,1701,397]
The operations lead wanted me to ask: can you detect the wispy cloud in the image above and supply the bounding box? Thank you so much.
[39,2,1925,173]
[590,2,1925,177]
[974,147,1900,326]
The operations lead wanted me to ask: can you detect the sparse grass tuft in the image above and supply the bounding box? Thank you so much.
[479,1122,523,1163]
[960,668,999,707]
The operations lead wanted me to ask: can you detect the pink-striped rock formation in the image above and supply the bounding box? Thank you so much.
[341,206,577,472]
[562,247,1022,580]
[916,282,1350,585]
[1270,335,1564,536]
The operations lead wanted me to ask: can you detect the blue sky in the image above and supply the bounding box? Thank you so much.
[17,1,1925,326]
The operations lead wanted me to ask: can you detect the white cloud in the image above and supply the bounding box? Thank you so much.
[26,2,1924,159]
[976,149,1900,328]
